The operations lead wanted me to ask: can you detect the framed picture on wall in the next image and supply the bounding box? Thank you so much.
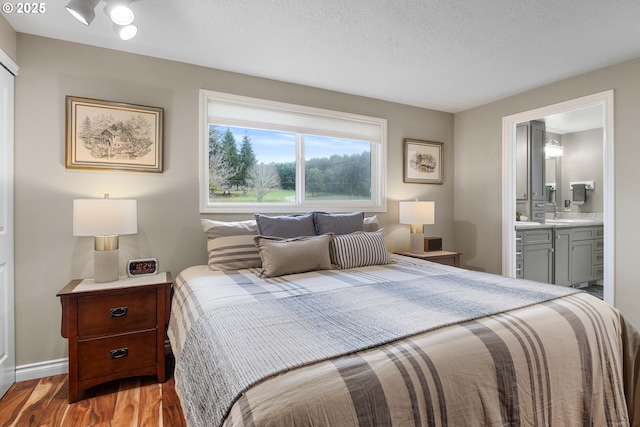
[65,96,164,172]
[403,138,444,184]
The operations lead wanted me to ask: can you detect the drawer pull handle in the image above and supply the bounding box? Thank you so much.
[110,307,128,318]
[110,348,128,359]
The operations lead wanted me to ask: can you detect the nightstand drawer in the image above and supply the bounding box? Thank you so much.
[78,289,157,338]
[78,330,157,380]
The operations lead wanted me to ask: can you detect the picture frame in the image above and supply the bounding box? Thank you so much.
[65,96,164,173]
[403,138,444,184]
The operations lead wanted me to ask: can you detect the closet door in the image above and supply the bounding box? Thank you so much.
[0,59,16,399]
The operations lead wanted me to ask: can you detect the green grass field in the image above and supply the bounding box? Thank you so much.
[209,189,369,203]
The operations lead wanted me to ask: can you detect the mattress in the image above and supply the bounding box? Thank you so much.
[168,254,640,427]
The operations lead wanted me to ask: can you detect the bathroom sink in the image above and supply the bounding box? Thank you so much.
[545,219,595,225]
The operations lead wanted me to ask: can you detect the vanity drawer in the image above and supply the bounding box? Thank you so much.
[530,210,545,221]
[78,329,157,381]
[515,231,524,247]
[523,229,552,245]
[593,265,604,280]
[571,227,595,241]
[594,239,604,251]
[593,249,604,266]
[594,226,604,239]
[77,289,157,338]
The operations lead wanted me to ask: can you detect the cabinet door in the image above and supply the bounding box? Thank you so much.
[523,243,552,284]
[571,239,594,284]
[553,229,571,286]
[516,123,529,201]
[530,120,546,202]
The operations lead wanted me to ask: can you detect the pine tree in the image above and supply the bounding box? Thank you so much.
[220,129,240,190]
[238,134,257,188]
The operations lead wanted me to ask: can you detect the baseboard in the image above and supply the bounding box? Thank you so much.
[16,358,68,383]
[15,340,172,383]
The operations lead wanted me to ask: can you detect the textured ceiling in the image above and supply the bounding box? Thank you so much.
[5,0,640,113]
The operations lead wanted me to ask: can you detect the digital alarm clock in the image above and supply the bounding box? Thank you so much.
[126,258,159,277]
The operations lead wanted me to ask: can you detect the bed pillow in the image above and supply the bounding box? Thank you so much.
[253,234,333,278]
[329,229,392,269]
[201,219,261,270]
[314,211,365,235]
[363,215,379,232]
[254,212,316,238]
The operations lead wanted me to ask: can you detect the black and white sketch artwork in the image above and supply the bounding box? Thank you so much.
[66,96,164,172]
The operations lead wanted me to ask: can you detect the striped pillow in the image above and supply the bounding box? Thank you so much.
[201,219,261,270]
[329,229,392,269]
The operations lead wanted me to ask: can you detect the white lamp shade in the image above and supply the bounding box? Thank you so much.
[399,201,435,225]
[73,199,138,236]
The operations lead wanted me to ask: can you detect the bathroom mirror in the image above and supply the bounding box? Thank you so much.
[545,157,558,204]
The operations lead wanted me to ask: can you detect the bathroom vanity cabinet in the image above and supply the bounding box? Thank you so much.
[518,224,603,287]
[520,228,553,283]
[516,120,546,222]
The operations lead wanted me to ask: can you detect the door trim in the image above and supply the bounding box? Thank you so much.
[501,90,614,304]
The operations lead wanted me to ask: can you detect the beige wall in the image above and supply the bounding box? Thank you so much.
[454,57,640,329]
[0,14,17,61]
[14,34,454,366]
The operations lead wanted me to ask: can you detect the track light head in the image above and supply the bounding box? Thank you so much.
[114,23,138,40]
[65,0,101,25]
[105,1,135,25]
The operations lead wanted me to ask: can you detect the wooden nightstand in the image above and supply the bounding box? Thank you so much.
[398,250,462,267]
[57,272,172,403]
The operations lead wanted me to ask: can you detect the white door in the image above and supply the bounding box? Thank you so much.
[0,62,16,398]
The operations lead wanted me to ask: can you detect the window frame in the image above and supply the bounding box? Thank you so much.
[199,90,387,213]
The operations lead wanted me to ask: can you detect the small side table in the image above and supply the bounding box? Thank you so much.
[57,272,172,403]
[398,250,462,267]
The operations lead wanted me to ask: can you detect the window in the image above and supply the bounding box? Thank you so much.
[200,90,387,213]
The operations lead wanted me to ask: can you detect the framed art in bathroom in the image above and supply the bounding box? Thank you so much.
[403,138,444,184]
[65,96,164,173]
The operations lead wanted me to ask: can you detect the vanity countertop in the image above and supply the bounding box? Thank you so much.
[515,218,603,230]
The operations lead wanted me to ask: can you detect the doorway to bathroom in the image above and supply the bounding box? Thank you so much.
[501,91,614,304]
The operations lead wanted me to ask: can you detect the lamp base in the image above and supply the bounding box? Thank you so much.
[409,233,425,254]
[94,249,119,283]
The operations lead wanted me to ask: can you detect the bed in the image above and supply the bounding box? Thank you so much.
[168,215,640,427]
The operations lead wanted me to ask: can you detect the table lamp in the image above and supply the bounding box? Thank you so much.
[399,200,435,254]
[73,194,137,282]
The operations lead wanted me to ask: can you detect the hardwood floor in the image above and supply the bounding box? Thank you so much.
[0,373,186,427]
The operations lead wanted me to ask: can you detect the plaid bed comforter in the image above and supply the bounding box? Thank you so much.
[168,255,640,427]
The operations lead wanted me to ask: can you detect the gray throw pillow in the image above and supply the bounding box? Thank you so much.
[254,212,316,238]
[314,211,365,235]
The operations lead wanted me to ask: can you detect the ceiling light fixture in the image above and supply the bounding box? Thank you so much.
[65,0,101,25]
[114,23,138,40]
[105,2,135,25]
[65,0,139,40]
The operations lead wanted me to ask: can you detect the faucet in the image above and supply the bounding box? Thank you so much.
[552,201,558,219]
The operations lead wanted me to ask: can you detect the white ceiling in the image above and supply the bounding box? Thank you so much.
[5,0,640,113]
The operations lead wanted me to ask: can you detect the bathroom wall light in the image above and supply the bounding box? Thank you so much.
[545,139,564,158]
